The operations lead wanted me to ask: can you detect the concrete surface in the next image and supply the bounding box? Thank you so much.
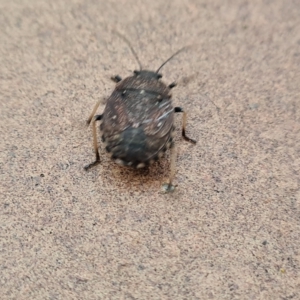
[1,0,299,299]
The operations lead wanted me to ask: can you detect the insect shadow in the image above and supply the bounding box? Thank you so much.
[84,31,196,192]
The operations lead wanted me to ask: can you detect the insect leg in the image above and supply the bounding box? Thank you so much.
[111,75,122,83]
[84,114,102,170]
[87,99,102,125]
[174,107,197,144]
[162,144,177,192]
[168,82,177,89]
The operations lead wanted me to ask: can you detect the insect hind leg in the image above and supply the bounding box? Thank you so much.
[84,114,102,171]
[87,99,102,125]
[162,144,177,193]
[168,82,177,89]
[174,107,197,144]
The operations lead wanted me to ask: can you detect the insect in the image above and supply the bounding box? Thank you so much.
[84,32,196,192]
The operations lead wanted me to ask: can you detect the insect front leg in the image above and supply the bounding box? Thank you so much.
[111,75,122,83]
[84,114,102,170]
[174,107,197,144]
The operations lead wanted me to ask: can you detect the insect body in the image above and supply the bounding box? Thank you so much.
[85,34,196,191]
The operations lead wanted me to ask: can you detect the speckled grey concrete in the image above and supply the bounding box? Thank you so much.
[1,0,299,299]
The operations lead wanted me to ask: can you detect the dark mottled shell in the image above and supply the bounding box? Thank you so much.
[100,71,175,168]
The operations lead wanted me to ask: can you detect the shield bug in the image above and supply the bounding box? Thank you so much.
[84,32,196,192]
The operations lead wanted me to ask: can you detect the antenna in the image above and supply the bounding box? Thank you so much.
[156,46,191,73]
[112,30,143,70]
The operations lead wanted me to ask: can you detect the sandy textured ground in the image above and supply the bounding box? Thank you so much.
[1,0,299,299]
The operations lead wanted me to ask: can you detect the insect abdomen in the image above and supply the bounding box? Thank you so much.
[103,125,173,168]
